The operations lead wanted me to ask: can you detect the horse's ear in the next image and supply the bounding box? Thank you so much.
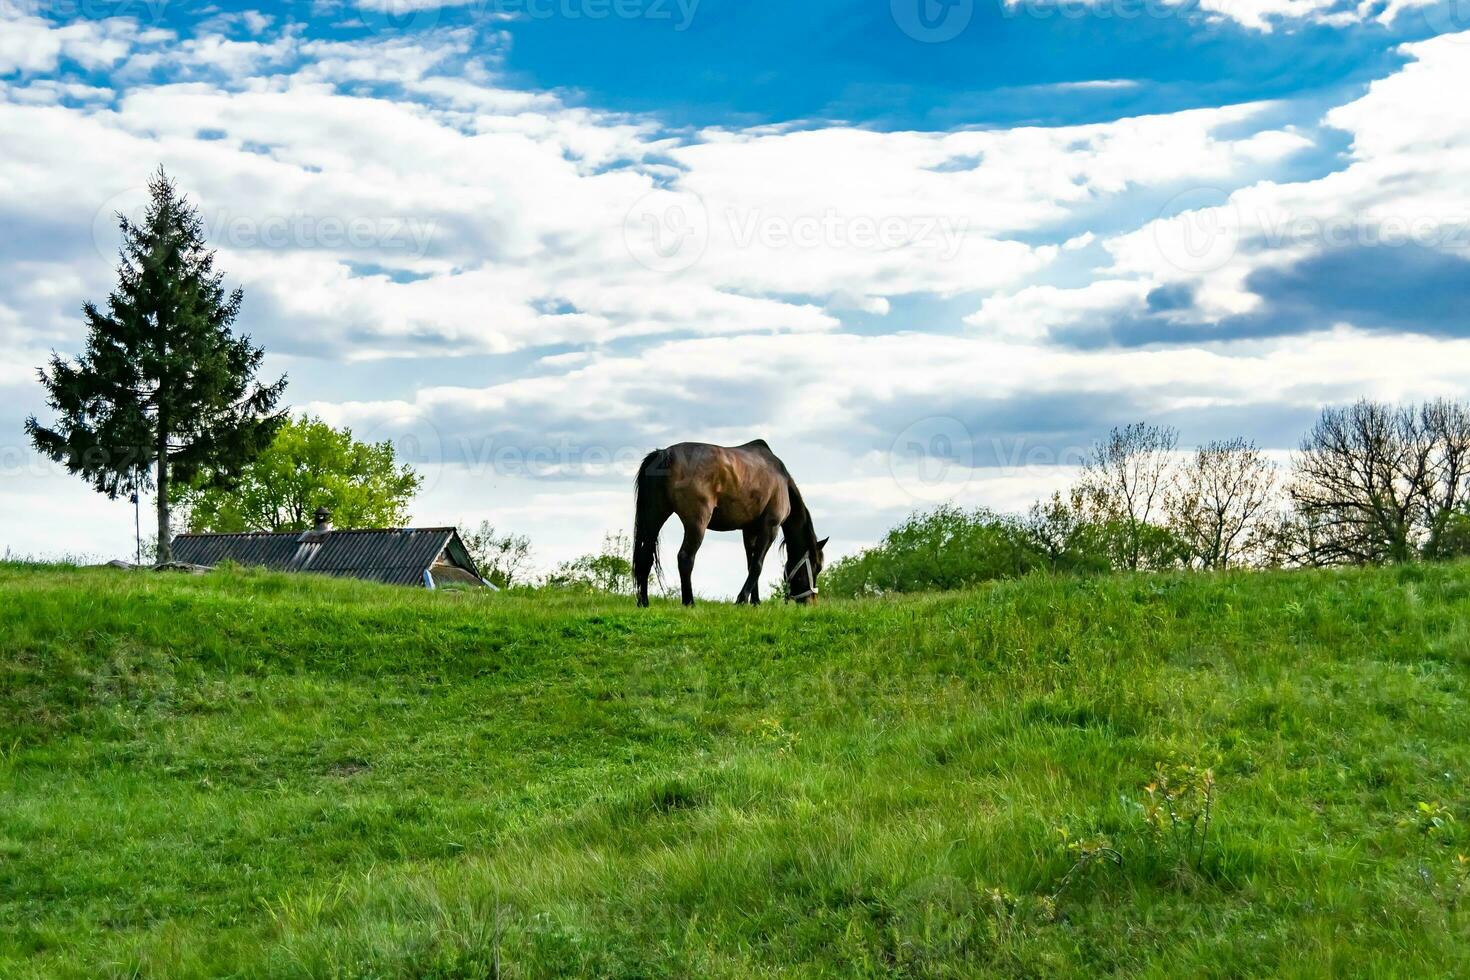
[817,537,829,550]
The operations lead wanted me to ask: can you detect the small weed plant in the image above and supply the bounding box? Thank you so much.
[1138,757,1217,877]
[1050,827,1123,904]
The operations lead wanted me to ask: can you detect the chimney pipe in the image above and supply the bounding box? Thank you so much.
[313,506,332,532]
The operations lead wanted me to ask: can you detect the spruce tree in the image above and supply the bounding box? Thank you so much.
[26,169,287,563]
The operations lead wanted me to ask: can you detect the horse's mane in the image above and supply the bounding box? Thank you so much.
[779,471,817,559]
[747,442,807,544]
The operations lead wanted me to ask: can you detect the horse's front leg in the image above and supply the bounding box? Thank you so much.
[736,527,759,604]
[677,516,707,607]
[742,521,777,606]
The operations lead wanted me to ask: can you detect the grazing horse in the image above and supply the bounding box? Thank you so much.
[633,440,827,607]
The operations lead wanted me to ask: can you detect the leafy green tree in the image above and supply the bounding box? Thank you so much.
[461,521,533,588]
[26,169,286,562]
[177,415,422,532]
[1433,511,1470,560]
[1022,489,1114,575]
[546,532,634,593]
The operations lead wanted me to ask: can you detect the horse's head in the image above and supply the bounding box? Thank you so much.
[785,535,829,604]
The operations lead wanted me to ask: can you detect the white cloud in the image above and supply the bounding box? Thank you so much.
[0,12,1312,364]
[0,9,145,75]
[965,280,1153,340]
[1105,31,1470,318]
[311,327,1470,455]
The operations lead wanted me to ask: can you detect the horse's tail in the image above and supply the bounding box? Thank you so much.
[633,448,670,589]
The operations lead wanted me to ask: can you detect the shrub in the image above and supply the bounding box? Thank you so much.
[544,532,634,594]
[1022,490,1121,575]
[822,506,1044,598]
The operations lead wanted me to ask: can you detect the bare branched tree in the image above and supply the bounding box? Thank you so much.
[1167,438,1277,569]
[1289,399,1470,564]
[461,521,533,588]
[1419,399,1470,559]
[1078,422,1180,571]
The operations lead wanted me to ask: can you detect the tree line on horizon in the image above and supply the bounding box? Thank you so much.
[823,402,1470,598]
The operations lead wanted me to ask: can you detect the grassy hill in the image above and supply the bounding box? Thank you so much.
[2,562,1468,978]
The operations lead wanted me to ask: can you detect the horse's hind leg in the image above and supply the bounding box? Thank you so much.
[677,514,708,607]
[634,505,670,608]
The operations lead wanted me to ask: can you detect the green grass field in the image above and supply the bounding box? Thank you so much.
[3,562,1469,977]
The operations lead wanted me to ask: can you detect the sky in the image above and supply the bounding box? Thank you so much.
[2,0,1469,595]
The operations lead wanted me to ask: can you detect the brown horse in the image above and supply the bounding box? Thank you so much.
[633,440,827,606]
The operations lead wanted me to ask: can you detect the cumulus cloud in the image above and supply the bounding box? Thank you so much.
[1046,32,1470,348]
[0,9,1315,367]
[0,7,146,75]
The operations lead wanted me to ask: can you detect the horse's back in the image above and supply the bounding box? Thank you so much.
[663,440,789,527]
[666,439,781,469]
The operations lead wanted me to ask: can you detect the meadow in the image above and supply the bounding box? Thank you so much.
[2,561,1468,977]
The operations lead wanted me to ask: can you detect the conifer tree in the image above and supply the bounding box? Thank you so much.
[26,169,287,562]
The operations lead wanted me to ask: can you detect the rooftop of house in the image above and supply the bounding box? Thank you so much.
[171,509,483,588]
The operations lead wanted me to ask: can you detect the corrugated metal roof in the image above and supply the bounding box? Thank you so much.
[172,527,472,587]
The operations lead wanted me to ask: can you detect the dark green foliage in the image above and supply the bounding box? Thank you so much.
[1022,491,1115,575]
[1432,512,1470,560]
[1098,516,1188,571]
[2,562,1469,976]
[1024,490,1186,575]
[822,502,1171,599]
[25,169,286,559]
[823,506,1044,598]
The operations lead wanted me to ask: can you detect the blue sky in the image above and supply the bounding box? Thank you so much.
[2,0,1469,591]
